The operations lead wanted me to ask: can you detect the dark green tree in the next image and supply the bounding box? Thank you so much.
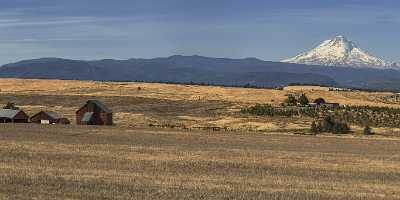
[322,116,335,132]
[3,102,19,110]
[299,94,309,106]
[284,95,297,106]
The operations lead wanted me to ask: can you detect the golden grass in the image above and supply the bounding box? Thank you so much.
[1,124,400,199]
[1,79,400,199]
[0,78,396,107]
[1,78,400,134]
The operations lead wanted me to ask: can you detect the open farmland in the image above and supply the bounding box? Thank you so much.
[1,124,400,199]
[1,79,400,199]
[1,78,400,134]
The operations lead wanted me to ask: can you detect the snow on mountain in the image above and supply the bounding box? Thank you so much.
[282,35,393,69]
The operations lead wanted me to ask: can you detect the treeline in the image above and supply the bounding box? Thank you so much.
[287,83,335,87]
[332,106,400,128]
[287,83,399,93]
[102,80,276,89]
[240,104,320,118]
[242,104,400,128]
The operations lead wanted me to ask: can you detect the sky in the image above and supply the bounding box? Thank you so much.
[0,0,400,64]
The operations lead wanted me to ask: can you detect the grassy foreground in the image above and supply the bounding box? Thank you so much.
[1,124,399,199]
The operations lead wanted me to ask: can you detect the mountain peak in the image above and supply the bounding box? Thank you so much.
[330,35,348,43]
[282,36,391,69]
[333,35,347,41]
[321,35,356,51]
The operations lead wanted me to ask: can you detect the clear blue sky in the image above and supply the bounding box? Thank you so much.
[0,0,399,64]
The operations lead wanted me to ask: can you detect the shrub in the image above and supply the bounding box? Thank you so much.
[241,104,319,118]
[241,104,298,117]
[310,121,320,134]
[322,116,335,132]
[332,122,350,134]
[3,102,19,110]
[363,125,373,135]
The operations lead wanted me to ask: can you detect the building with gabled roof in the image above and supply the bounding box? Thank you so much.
[76,100,113,125]
[0,109,29,123]
[310,98,340,109]
[30,111,70,124]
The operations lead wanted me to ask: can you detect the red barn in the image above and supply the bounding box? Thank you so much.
[30,111,70,124]
[76,100,113,125]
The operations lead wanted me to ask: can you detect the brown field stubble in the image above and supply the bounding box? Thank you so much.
[0,124,400,199]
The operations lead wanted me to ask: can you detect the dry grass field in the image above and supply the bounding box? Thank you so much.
[1,79,400,199]
[0,78,399,134]
[0,79,395,106]
[1,124,400,200]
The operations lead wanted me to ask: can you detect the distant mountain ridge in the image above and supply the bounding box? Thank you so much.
[282,35,395,69]
[2,55,400,91]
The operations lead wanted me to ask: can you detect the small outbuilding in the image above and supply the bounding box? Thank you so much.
[76,100,113,125]
[0,109,29,123]
[311,98,340,109]
[313,98,326,105]
[30,111,70,124]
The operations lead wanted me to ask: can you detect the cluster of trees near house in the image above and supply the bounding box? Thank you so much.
[3,102,19,110]
[282,94,310,106]
[310,116,350,135]
[241,94,399,135]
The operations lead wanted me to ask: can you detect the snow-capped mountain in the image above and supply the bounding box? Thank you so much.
[282,35,393,69]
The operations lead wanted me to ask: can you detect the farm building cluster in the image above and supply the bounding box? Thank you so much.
[283,93,340,109]
[309,98,340,109]
[0,100,113,125]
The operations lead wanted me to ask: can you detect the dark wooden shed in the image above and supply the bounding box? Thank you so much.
[0,109,29,123]
[30,111,70,124]
[312,98,340,109]
[313,98,327,105]
[76,100,113,125]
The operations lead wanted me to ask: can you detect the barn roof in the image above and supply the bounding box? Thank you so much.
[87,100,112,113]
[81,112,94,122]
[0,109,21,119]
[313,98,326,104]
[44,111,63,119]
[31,111,64,120]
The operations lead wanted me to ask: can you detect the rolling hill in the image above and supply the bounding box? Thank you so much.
[2,55,400,90]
